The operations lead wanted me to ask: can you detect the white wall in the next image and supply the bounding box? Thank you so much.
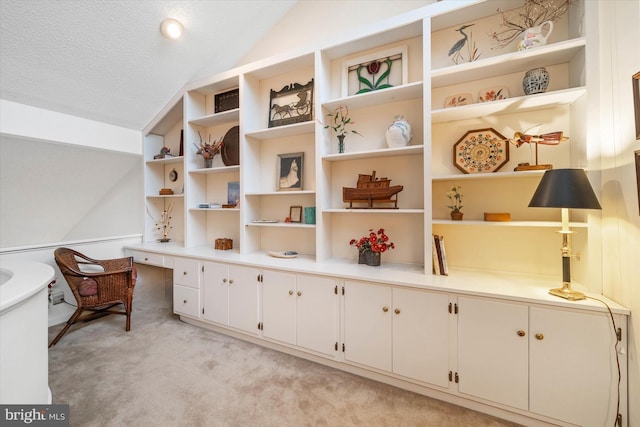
[596,2,640,426]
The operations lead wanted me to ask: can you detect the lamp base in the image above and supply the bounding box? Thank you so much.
[549,285,585,301]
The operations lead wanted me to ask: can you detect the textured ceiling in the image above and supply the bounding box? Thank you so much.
[0,0,296,130]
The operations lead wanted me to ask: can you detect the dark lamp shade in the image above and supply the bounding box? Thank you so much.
[529,169,602,209]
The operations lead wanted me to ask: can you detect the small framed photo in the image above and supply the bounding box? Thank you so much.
[269,79,314,128]
[277,152,303,191]
[342,46,408,97]
[227,181,239,206]
[289,206,303,223]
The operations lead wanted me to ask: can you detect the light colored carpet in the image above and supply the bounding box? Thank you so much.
[48,273,521,427]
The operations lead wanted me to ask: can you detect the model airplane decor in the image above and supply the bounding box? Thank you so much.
[507,129,568,171]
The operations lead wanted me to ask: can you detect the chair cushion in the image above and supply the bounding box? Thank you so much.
[78,277,98,297]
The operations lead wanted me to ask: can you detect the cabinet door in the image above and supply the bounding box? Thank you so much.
[296,275,338,357]
[261,270,296,345]
[228,264,259,335]
[343,281,392,372]
[173,257,199,288]
[457,296,528,410]
[529,307,618,426]
[202,261,229,325]
[393,288,449,387]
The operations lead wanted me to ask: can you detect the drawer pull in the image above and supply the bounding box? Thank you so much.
[229,279,234,285]
[535,333,544,340]
[144,257,149,261]
[382,306,389,313]
[394,308,401,314]
[517,330,526,337]
[183,271,187,275]
[223,278,227,283]
[289,290,294,295]
[297,291,302,296]
[183,299,187,304]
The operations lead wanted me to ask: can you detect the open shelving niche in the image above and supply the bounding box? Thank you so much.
[143,96,185,245]
[429,0,593,281]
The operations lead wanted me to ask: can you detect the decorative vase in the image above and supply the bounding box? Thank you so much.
[385,115,412,148]
[522,67,550,95]
[337,134,346,154]
[450,211,463,221]
[359,250,381,266]
[517,21,554,51]
[204,158,213,168]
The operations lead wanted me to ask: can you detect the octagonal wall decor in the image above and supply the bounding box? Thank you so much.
[453,128,509,174]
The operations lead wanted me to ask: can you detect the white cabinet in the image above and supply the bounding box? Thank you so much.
[172,257,200,318]
[227,264,260,335]
[262,271,338,357]
[343,280,449,387]
[457,296,623,426]
[201,261,259,335]
[201,260,230,325]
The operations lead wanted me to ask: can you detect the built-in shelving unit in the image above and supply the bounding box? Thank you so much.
[139,0,595,279]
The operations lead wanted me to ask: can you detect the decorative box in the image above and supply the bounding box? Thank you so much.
[214,238,233,250]
[214,88,239,113]
[484,212,511,222]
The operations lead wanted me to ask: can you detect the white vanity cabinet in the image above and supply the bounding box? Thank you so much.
[172,257,200,318]
[201,260,259,335]
[343,280,450,387]
[456,296,624,427]
[261,271,338,357]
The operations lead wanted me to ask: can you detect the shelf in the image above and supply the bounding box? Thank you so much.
[432,219,588,228]
[324,209,424,214]
[323,145,423,162]
[431,87,586,124]
[322,81,423,112]
[431,38,586,88]
[189,109,240,127]
[245,190,316,197]
[432,170,545,181]
[246,222,315,229]
[189,208,239,212]
[145,156,184,165]
[146,194,184,199]
[190,165,240,175]
[245,121,315,140]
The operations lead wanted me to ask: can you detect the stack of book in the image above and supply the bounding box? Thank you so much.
[432,234,448,276]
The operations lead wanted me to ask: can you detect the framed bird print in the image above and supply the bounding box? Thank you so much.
[342,46,408,97]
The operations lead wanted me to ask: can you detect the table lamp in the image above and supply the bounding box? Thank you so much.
[528,169,602,300]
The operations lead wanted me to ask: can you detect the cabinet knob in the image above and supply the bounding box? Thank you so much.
[517,330,526,337]
[223,278,227,283]
[382,306,389,312]
[144,257,149,261]
[183,299,187,304]
[289,290,294,295]
[183,271,187,275]
[229,279,233,284]
[394,308,401,315]
[535,333,544,340]
[297,291,302,296]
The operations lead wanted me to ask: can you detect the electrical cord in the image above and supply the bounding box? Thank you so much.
[586,296,621,427]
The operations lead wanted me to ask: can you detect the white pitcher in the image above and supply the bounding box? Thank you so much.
[385,115,412,148]
[517,21,554,51]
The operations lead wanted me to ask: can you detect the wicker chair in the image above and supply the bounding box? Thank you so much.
[49,247,137,347]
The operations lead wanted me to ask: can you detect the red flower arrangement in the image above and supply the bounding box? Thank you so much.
[350,228,395,253]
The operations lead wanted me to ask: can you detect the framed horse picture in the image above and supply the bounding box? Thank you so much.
[268,79,314,128]
[277,152,303,191]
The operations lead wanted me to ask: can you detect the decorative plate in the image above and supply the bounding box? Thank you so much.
[222,125,239,166]
[453,128,509,174]
[444,93,473,108]
[478,87,509,102]
[268,251,298,258]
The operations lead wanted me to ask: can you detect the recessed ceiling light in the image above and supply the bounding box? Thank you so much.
[160,18,184,40]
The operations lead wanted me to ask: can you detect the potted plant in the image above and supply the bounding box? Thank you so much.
[349,228,395,266]
[321,105,362,154]
[194,131,224,168]
[446,185,464,220]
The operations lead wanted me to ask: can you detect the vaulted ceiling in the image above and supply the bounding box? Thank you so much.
[0,0,296,130]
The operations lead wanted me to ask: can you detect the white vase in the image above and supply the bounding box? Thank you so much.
[385,115,412,148]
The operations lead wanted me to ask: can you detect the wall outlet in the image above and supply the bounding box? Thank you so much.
[51,289,64,305]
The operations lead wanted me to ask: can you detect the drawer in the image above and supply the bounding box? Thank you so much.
[173,257,199,288]
[129,250,164,267]
[173,285,200,318]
